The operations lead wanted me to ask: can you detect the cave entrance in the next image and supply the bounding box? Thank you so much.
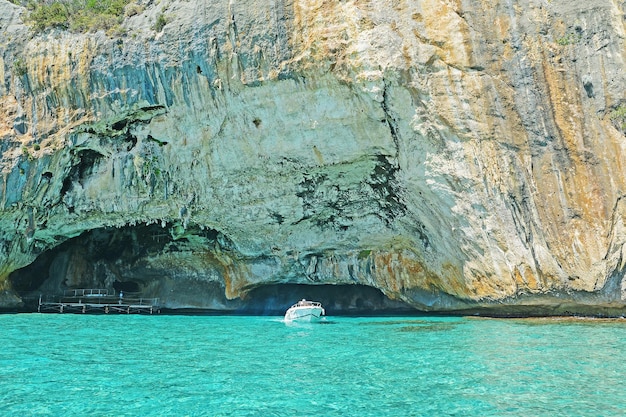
[8,224,416,315]
[242,284,416,316]
[8,223,181,298]
[113,280,140,293]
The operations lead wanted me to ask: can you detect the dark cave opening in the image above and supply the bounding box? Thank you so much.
[8,224,417,315]
[61,149,106,197]
[9,249,55,292]
[240,284,416,316]
[113,280,140,293]
[8,223,179,296]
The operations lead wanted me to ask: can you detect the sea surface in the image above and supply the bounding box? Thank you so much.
[1,314,625,416]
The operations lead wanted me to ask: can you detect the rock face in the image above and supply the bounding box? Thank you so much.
[1,0,626,314]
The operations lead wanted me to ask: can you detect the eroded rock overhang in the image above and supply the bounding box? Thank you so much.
[2,0,626,314]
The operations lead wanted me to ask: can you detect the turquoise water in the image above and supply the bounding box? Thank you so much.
[1,314,625,416]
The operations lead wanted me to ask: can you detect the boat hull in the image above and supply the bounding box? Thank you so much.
[284,306,325,322]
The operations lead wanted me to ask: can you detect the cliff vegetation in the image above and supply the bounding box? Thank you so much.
[15,0,133,34]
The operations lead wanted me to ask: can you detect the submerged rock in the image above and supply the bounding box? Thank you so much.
[1,0,626,315]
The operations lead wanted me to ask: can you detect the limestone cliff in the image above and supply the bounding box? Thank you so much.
[1,0,626,314]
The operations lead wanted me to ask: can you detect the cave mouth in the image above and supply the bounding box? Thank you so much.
[239,284,417,316]
[8,224,417,315]
[113,280,140,293]
[9,222,220,294]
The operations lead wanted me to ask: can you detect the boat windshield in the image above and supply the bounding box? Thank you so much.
[291,299,322,308]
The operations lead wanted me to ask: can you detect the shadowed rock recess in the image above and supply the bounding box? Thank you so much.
[1,0,626,315]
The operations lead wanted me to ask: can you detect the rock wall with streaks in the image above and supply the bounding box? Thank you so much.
[1,0,625,314]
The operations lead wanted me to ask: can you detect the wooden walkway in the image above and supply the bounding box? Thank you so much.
[38,289,160,314]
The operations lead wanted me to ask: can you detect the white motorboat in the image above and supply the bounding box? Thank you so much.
[284,299,325,322]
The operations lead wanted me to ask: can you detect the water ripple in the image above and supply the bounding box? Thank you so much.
[1,314,625,416]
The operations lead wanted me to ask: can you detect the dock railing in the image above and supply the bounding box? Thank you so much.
[64,289,111,298]
[39,289,160,314]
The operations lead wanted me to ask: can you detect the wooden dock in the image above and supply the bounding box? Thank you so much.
[38,289,160,314]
